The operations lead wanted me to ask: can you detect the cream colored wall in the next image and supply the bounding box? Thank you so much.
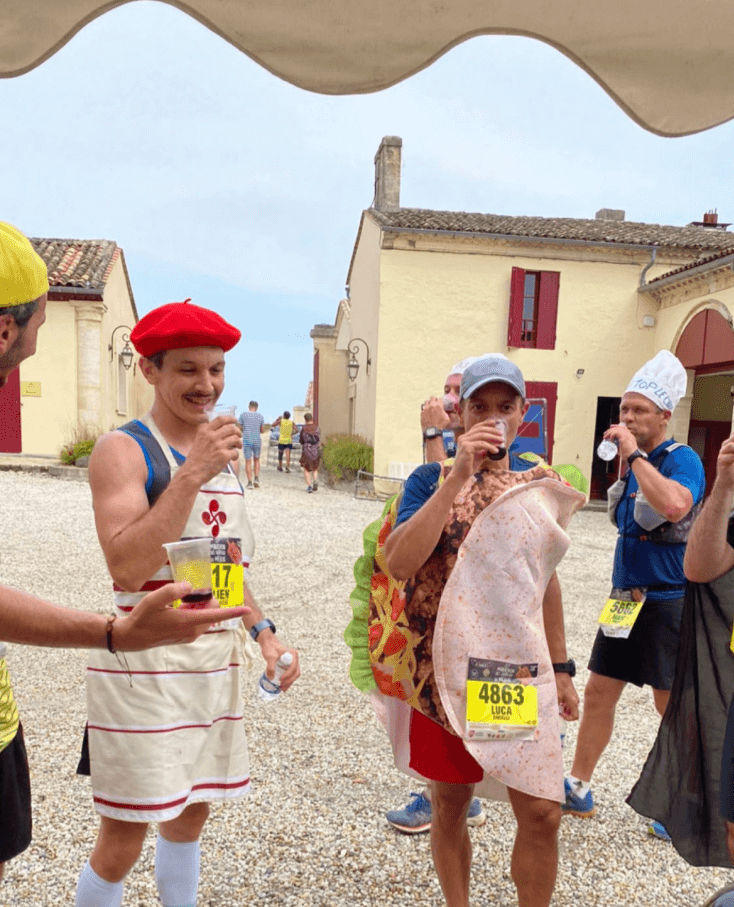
[18,297,77,455]
[369,241,681,480]
[314,336,350,437]
[19,254,147,456]
[100,257,145,428]
[345,216,382,443]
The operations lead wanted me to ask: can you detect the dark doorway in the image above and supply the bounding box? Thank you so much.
[590,396,621,500]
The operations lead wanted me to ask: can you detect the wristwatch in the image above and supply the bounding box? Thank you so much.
[249,618,276,641]
[627,450,648,467]
[423,427,442,440]
[552,659,576,677]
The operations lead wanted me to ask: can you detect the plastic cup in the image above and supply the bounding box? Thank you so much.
[206,404,237,421]
[487,419,508,461]
[163,537,213,608]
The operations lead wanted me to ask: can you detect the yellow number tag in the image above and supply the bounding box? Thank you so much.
[466,680,538,728]
[598,598,644,629]
[211,563,244,608]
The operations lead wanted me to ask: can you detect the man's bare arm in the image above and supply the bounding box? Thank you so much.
[608,423,693,522]
[0,583,249,650]
[541,572,579,721]
[685,435,734,582]
[628,457,693,523]
[385,421,503,580]
[90,418,241,591]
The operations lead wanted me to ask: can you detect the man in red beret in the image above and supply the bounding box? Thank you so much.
[75,300,300,907]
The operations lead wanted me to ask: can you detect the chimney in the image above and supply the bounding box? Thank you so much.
[595,208,625,221]
[688,209,730,230]
[373,136,402,212]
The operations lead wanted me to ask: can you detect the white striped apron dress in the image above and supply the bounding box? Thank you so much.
[85,414,251,823]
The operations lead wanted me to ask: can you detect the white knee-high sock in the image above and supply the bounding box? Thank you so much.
[155,835,200,907]
[75,860,124,907]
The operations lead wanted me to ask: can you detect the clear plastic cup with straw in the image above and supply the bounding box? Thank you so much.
[163,537,213,609]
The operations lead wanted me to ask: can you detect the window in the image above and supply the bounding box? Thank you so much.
[508,267,560,349]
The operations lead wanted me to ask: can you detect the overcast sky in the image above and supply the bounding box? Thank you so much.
[2,2,733,420]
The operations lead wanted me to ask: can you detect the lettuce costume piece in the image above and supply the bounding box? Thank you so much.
[344,497,394,692]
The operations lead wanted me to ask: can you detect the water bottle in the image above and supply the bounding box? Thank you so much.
[596,437,618,461]
[257,652,294,701]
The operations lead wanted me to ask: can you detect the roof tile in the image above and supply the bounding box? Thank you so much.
[370,208,734,252]
[30,238,119,290]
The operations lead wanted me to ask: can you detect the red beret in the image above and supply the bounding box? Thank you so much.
[130,299,241,357]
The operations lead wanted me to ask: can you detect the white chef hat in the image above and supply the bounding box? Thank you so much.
[624,350,687,413]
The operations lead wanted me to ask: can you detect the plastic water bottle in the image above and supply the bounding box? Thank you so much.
[596,437,618,461]
[257,652,294,701]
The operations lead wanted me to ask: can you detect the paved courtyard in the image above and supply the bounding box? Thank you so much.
[0,462,731,905]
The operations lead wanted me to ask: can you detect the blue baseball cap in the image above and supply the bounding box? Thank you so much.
[460,355,525,401]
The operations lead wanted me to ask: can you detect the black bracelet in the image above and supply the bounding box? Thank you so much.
[106,614,117,653]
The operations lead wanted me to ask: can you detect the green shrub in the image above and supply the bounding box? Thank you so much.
[60,439,96,465]
[322,434,373,481]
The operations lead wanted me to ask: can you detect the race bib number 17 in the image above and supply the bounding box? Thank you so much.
[210,537,245,608]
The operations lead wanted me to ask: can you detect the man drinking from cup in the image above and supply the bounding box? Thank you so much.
[75,300,299,907]
[562,350,704,842]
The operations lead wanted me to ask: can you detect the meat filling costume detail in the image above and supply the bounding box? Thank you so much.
[371,462,585,803]
[85,413,252,823]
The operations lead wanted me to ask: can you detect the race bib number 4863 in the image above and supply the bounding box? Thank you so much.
[465,657,539,742]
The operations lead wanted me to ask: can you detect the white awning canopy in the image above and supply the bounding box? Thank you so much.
[2,1,733,137]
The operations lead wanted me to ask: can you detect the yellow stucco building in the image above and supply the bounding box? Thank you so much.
[313,136,734,497]
[0,237,151,457]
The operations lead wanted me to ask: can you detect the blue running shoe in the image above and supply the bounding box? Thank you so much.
[647,820,671,842]
[466,797,487,828]
[561,777,596,818]
[703,884,734,906]
[386,792,486,834]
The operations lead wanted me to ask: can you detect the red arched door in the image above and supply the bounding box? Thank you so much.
[676,308,734,493]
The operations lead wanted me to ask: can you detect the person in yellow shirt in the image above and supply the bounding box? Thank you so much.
[273,410,295,472]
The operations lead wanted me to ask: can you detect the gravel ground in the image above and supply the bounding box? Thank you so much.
[1,459,732,906]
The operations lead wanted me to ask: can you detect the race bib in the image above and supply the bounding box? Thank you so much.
[465,657,539,741]
[598,587,645,638]
[210,537,245,608]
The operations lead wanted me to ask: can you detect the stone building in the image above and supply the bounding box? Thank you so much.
[313,136,734,496]
[0,236,151,456]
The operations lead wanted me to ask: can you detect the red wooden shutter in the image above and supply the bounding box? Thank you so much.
[536,271,560,350]
[525,381,557,463]
[507,267,525,347]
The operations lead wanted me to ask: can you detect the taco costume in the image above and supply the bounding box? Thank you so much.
[367,461,585,802]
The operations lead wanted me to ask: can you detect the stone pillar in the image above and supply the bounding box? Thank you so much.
[74,303,104,429]
[669,368,695,443]
[373,136,402,212]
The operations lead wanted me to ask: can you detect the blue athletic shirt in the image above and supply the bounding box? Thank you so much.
[396,453,536,528]
[611,439,705,601]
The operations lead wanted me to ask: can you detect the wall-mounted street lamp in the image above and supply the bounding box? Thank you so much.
[347,337,371,382]
[108,325,134,371]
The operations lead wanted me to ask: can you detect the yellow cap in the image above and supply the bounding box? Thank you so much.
[0,222,49,308]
